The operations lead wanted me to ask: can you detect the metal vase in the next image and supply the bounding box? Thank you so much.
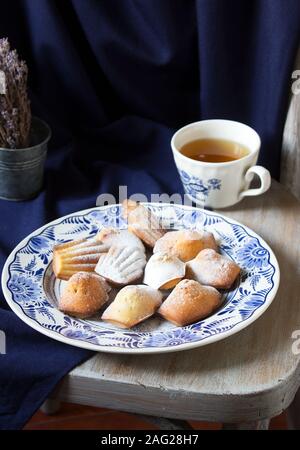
[0,117,51,201]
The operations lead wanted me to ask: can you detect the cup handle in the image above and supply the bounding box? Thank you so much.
[239,165,271,199]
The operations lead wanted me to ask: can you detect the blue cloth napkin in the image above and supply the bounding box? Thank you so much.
[0,0,299,429]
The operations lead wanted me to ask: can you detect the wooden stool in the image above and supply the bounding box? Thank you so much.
[42,181,300,429]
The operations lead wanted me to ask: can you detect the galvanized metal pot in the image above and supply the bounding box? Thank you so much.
[0,117,51,201]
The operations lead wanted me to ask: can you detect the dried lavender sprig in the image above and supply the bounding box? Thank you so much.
[0,38,31,149]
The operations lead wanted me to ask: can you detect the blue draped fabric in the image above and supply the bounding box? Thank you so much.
[0,0,299,429]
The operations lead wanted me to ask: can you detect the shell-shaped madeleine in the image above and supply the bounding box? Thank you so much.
[53,236,108,280]
[101,285,163,328]
[59,272,109,319]
[122,200,165,247]
[158,279,221,326]
[186,248,240,289]
[97,228,145,252]
[143,252,186,290]
[95,245,146,285]
[153,229,217,262]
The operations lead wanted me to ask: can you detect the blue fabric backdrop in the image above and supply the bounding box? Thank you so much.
[0,0,299,429]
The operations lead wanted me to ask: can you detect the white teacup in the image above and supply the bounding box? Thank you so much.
[171,119,271,209]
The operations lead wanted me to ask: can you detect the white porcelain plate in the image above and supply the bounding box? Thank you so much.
[1,203,280,354]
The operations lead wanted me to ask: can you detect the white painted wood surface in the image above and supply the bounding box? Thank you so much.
[223,419,270,430]
[281,46,300,201]
[53,181,300,425]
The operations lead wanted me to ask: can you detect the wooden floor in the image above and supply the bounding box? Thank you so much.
[24,402,288,430]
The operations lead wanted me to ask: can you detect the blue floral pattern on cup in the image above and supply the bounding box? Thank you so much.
[4,204,278,352]
[179,169,221,203]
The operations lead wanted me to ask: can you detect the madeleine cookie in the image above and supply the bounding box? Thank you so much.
[158,279,221,326]
[153,229,217,262]
[187,248,240,289]
[97,228,145,252]
[95,245,146,285]
[122,199,165,247]
[53,236,108,280]
[58,272,110,318]
[143,252,186,290]
[101,285,162,328]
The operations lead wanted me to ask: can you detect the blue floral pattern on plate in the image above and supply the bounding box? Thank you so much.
[8,273,41,302]
[2,204,280,354]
